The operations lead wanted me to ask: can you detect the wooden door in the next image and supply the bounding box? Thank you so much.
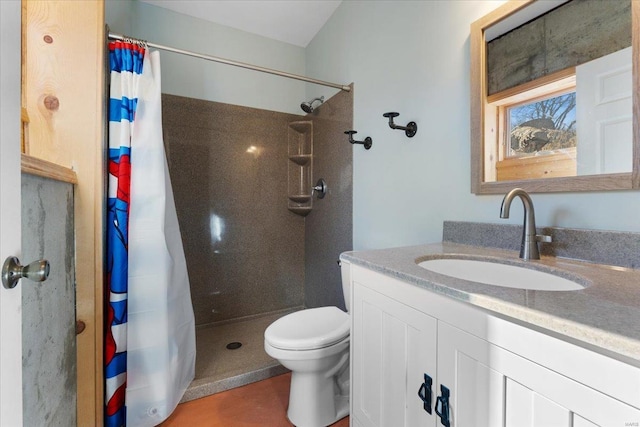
[0,1,24,424]
[21,2,105,424]
[576,46,633,175]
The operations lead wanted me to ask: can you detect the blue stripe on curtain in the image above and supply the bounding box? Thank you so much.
[110,300,128,324]
[109,44,145,74]
[105,352,128,378]
[109,97,138,123]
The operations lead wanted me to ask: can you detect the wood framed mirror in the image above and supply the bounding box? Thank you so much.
[470,0,639,194]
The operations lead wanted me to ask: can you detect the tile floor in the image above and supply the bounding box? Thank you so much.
[162,373,349,427]
[172,309,350,426]
[183,309,296,402]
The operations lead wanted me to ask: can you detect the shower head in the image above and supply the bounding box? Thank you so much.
[300,96,324,114]
[300,102,314,114]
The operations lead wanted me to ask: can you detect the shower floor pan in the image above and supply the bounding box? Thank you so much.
[181,308,299,403]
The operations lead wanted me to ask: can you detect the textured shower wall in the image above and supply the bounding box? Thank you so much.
[304,88,354,310]
[162,95,305,325]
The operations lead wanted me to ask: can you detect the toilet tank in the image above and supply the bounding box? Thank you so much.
[340,259,352,312]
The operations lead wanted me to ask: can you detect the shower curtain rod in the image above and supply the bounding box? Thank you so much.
[108,32,352,92]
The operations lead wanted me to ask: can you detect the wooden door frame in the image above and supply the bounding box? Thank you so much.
[22,1,105,425]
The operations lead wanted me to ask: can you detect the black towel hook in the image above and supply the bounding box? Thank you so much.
[344,130,372,150]
[383,112,418,138]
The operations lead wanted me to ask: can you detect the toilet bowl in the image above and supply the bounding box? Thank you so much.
[264,260,352,427]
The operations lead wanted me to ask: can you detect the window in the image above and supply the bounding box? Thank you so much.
[484,71,577,182]
[506,91,576,158]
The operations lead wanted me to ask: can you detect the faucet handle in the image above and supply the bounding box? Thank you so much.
[536,234,552,243]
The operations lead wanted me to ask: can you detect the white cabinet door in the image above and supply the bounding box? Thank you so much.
[436,322,505,427]
[352,282,438,427]
[437,321,640,427]
[505,378,570,427]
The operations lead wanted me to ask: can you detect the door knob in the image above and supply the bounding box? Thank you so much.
[2,256,50,289]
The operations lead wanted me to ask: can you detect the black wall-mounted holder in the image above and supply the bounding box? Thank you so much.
[383,112,418,137]
[344,130,373,150]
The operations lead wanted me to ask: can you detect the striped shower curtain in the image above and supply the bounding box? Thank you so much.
[106,40,196,427]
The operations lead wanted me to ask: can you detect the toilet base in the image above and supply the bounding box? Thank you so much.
[287,372,349,427]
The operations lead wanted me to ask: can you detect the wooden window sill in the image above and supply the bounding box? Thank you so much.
[496,148,577,181]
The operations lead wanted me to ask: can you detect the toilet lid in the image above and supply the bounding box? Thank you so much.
[265,306,350,351]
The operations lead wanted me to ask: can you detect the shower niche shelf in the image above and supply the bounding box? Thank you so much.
[289,194,312,204]
[288,121,313,216]
[289,154,311,166]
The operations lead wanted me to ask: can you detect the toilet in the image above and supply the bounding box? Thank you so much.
[264,260,352,427]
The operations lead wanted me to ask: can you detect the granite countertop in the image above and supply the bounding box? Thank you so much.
[341,241,640,366]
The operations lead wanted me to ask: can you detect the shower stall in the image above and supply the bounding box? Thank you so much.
[161,89,353,401]
[105,0,353,402]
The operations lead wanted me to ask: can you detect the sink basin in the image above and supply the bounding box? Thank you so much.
[417,257,585,291]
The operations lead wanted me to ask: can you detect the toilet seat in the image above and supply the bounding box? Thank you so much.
[265,307,349,351]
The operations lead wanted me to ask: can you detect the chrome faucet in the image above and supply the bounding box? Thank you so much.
[500,188,552,260]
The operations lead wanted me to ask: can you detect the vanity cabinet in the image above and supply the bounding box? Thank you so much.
[349,265,640,427]
[438,322,639,427]
[352,283,437,426]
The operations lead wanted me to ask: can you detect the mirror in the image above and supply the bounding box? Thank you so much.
[470,0,639,194]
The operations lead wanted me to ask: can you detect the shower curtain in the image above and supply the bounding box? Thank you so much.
[106,40,196,427]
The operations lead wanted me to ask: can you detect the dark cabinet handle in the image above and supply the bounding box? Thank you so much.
[417,373,433,414]
[435,384,451,427]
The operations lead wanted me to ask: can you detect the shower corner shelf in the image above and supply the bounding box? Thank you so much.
[289,154,312,166]
[288,206,312,216]
[287,121,313,216]
[288,194,312,203]
[288,120,313,134]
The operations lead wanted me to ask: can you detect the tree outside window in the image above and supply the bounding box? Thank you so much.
[506,92,576,157]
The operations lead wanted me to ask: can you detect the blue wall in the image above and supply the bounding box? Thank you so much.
[108,0,640,251]
[106,0,306,114]
[306,0,640,250]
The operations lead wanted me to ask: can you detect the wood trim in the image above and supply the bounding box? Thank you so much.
[23,1,105,425]
[471,1,534,193]
[471,0,639,194]
[486,68,576,105]
[496,149,576,182]
[476,173,633,194]
[632,0,640,188]
[469,14,483,193]
[21,154,78,184]
[21,107,29,153]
